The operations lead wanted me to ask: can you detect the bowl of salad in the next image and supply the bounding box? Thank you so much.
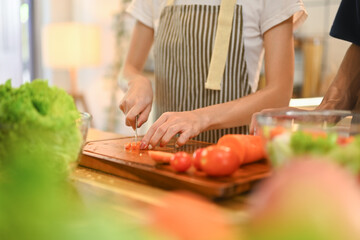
[254,110,360,174]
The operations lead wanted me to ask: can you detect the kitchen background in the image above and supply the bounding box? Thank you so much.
[0,0,349,136]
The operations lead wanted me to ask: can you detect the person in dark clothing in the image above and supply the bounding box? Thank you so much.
[250,0,360,133]
[316,0,360,111]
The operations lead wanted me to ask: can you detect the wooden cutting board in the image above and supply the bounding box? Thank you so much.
[79,137,271,199]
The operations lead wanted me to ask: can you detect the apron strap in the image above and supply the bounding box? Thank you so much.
[205,0,237,90]
[166,0,175,6]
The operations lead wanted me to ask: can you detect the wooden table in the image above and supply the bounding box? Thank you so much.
[71,128,253,224]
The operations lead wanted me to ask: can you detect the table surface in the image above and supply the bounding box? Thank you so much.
[71,128,253,224]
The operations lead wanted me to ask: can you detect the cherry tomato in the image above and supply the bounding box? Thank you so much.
[192,148,205,171]
[200,146,240,177]
[170,152,192,172]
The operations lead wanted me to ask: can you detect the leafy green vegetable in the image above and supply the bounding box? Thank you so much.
[290,131,337,155]
[267,128,360,175]
[0,80,158,240]
[0,79,82,171]
[267,132,293,167]
[328,136,360,174]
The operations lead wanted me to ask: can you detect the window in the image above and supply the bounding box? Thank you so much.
[0,0,34,86]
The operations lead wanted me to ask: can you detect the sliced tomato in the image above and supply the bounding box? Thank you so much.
[170,152,192,172]
[192,148,205,171]
[148,150,175,163]
[269,126,286,139]
[130,141,140,150]
[124,142,131,150]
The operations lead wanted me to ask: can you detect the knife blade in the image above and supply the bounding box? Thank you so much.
[134,115,138,141]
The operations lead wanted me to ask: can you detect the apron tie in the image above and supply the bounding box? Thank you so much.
[205,0,237,90]
[166,0,237,91]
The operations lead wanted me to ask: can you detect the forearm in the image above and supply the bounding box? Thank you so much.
[122,20,154,85]
[123,63,151,86]
[195,16,295,131]
[317,44,360,110]
[195,85,292,131]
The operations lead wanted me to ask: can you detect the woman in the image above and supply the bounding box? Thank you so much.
[120,0,307,148]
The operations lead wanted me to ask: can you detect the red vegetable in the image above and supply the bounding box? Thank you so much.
[148,151,175,163]
[337,136,355,145]
[217,134,265,164]
[170,152,192,172]
[200,146,240,177]
[124,142,131,150]
[270,126,286,139]
[192,148,204,171]
[125,141,141,151]
[131,141,141,150]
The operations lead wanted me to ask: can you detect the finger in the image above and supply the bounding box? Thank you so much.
[127,104,148,129]
[119,103,125,113]
[175,130,192,147]
[141,114,169,149]
[119,97,129,114]
[160,125,181,147]
[145,124,168,148]
[137,105,152,128]
[125,112,136,129]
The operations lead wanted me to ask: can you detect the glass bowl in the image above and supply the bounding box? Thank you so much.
[254,110,360,173]
[76,112,92,147]
[70,112,92,171]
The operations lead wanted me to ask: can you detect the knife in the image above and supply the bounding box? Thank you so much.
[134,115,138,141]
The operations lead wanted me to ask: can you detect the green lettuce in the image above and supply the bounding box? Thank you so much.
[290,131,338,155]
[0,79,82,173]
[0,80,158,239]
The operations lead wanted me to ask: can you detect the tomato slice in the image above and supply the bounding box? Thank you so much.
[270,126,286,139]
[124,142,131,150]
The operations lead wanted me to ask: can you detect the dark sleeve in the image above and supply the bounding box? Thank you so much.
[330,0,360,46]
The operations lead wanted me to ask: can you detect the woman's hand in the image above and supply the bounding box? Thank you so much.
[119,20,154,129]
[140,111,208,149]
[119,76,153,129]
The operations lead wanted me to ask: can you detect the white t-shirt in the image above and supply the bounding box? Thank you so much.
[127,0,307,91]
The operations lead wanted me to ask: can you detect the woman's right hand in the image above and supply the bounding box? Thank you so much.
[119,76,153,130]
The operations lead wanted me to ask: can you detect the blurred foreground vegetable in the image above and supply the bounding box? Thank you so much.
[267,130,360,174]
[0,80,156,240]
[0,79,82,170]
[246,158,360,240]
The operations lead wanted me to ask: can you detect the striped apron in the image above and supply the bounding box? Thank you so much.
[154,0,252,143]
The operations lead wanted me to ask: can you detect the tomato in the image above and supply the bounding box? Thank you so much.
[337,136,355,145]
[131,141,141,150]
[124,142,131,150]
[148,151,175,163]
[269,126,286,139]
[200,146,240,177]
[192,148,205,171]
[170,152,192,172]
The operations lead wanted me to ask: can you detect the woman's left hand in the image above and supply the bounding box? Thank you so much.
[140,111,207,149]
